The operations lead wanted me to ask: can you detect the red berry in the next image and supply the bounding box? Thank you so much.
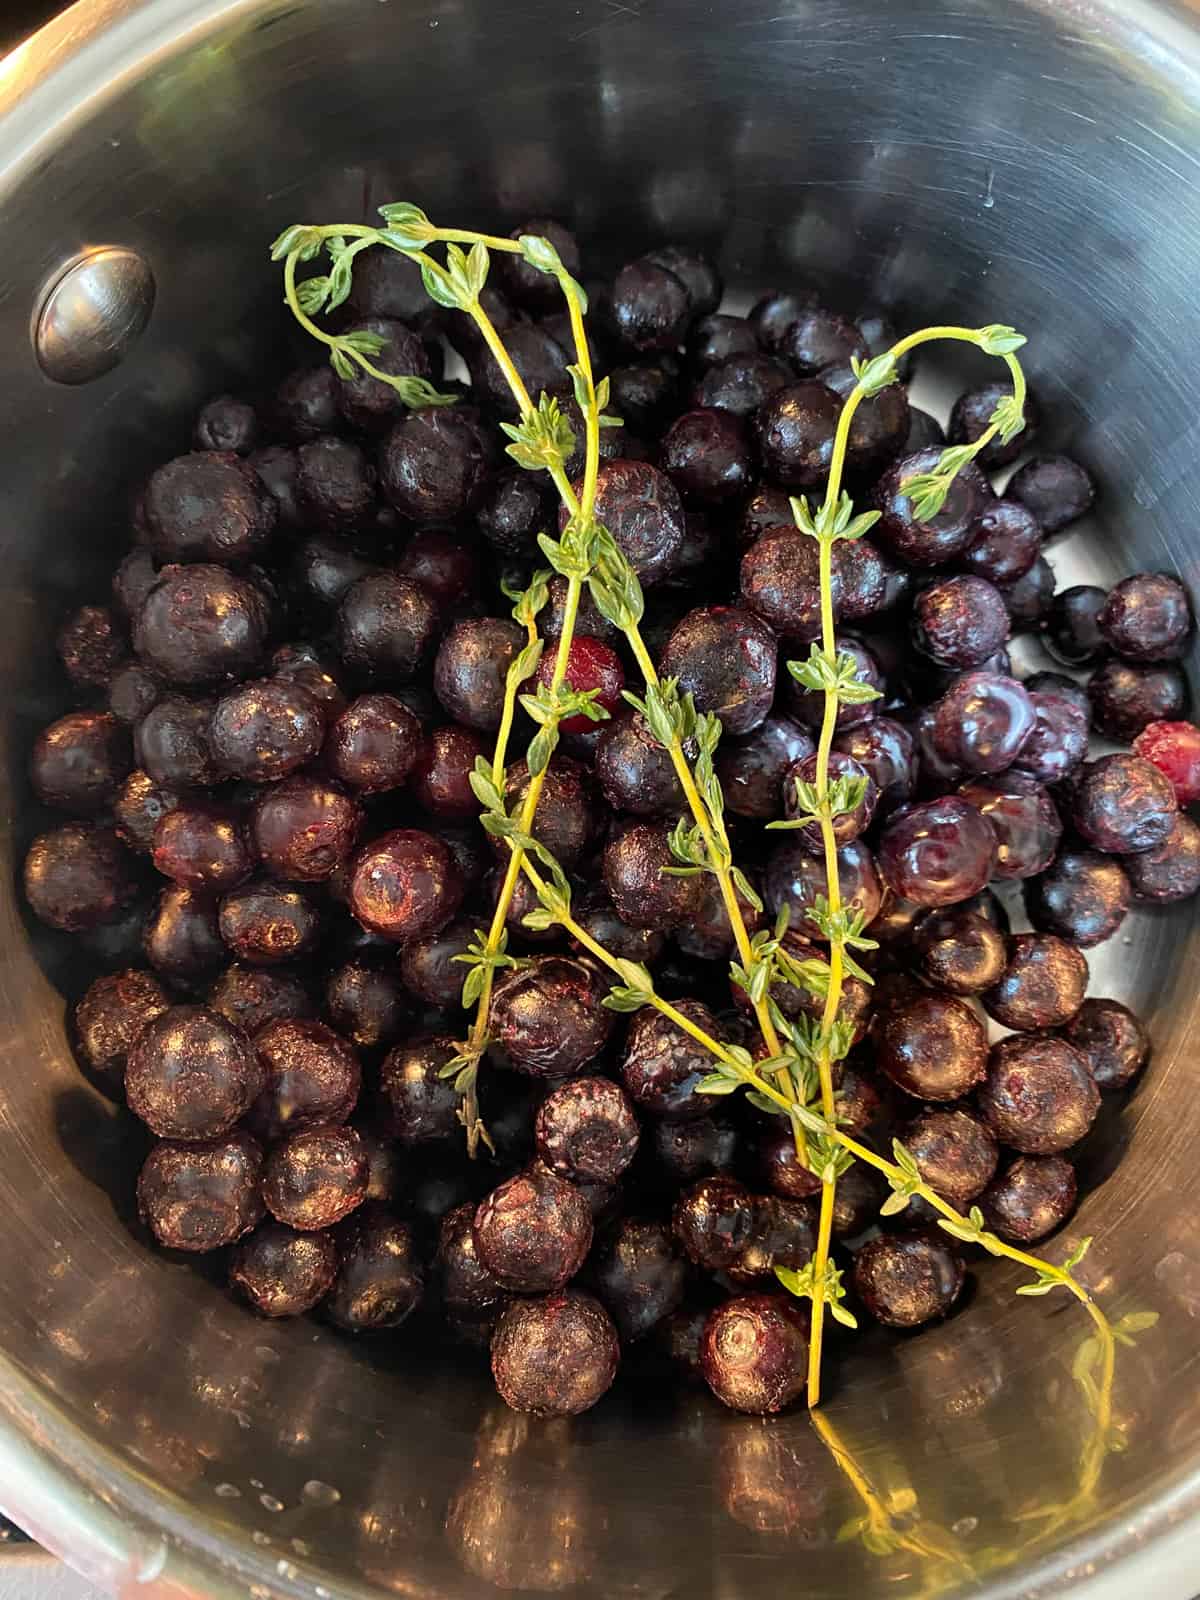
[535,635,624,734]
[1133,719,1200,805]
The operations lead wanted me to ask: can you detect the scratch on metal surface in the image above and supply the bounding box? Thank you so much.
[569,0,643,43]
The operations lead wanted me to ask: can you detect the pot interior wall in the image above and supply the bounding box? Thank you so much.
[1,1,1200,1596]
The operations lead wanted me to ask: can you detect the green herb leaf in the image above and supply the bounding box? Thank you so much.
[850,350,899,397]
[295,275,331,316]
[695,1072,739,1096]
[419,259,462,310]
[976,323,1027,356]
[519,233,564,275]
[376,202,435,246]
[466,240,490,298]
[271,224,324,262]
[525,723,559,778]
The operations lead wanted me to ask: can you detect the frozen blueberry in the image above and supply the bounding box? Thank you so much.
[959,499,1042,586]
[1088,660,1187,741]
[901,1107,998,1209]
[1123,812,1200,902]
[323,960,407,1051]
[660,409,753,507]
[592,1216,687,1341]
[348,828,464,942]
[579,459,686,586]
[251,1018,360,1140]
[74,968,170,1078]
[325,1208,425,1331]
[979,1034,1100,1154]
[262,1125,369,1231]
[218,880,320,965]
[57,605,128,690]
[1073,754,1177,854]
[1012,690,1090,785]
[716,715,815,820]
[873,449,991,568]
[126,1005,264,1141]
[134,565,270,688]
[700,1294,808,1414]
[434,617,524,731]
[877,993,988,1101]
[765,836,883,941]
[1025,851,1131,947]
[980,1155,1077,1244]
[143,452,277,564]
[912,905,1007,995]
[912,576,1010,669]
[231,1222,338,1317]
[983,933,1088,1032]
[491,956,613,1078]
[143,884,225,978]
[754,381,841,489]
[208,963,311,1035]
[854,1232,965,1328]
[672,1175,756,1269]
[659,605,777,735]
[876,796,997,908]
[1045,586,1109,667]
[1007,454,1096,533]
[948,381,1038,468]
[609,257,690,352]
[779,306,867,375]
[138,1133,264,1252]
[24,823,137,933]
[741,526,839,641]
[491,1290,619,1416]
[379,408,489,523]
[194,395,259,455]
[1063,998,1150,1091]
[621,999,722,1120]
[473,1164,593,1292]
[378,1034,460,1143]
[535,1076,639,1183]
[596,711,687,817]
[31,712,131,815]
[932,672,1036,776]
[604,821,706,931]
[1098,573,1192,662]
[957,773,1061,880]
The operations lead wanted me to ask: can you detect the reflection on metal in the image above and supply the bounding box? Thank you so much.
[33,248,155,385]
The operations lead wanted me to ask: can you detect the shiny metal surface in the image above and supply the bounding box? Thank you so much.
[0,0,1199,1595]
[33,245,155,385]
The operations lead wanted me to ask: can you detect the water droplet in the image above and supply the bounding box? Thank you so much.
[302,1480,341,1508]
[260,1494,285,1514]
[252,1532,272,1548]
[214,1483,240,1500]
[1122,935,1133,945]
[952,1515,978,1537]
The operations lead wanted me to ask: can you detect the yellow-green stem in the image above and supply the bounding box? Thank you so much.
[807,527,847,1408]
[623,623,788,1074]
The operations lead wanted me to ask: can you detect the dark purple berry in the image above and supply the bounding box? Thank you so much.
[1123,812,1200,902]
[134,565,270,687]
[873,449,991,568]
[901,1107,998,1209]
[593,1216,687,1341]
[1026,851,1131,947]
[932,672,1036,776]
[1073,754,1176,854]
[231,1223,337,1317]
[24,823,137,933]
[659,605,777,735]
[194,395,259,455]
[913,906,1007,995]
[948,382,1038,468]
[1098,573,1192,662]
[143,884,224,978]
[74,968,170,1077]
[717,715,815,820]
[660,409,753,507]
[251,1018,360,1140]
[57,605,127,690]
[980,1156,1077,1244]
[754,382,841,489]
[208,963,311,1035]
[765,836,883,941]
[379,408,489,523]
[959,499,1042,585]
[379,1035,460,1143]
[877,796,996,908]
[854,1232,965,1328]
[780,306,867,375]
[1045,586,1109,667]
[1063,998,1150,1091]
[326,1208,424,1331]
[143,452,276,564]
[434,617,524,731]
[913,575,1010,669]
[491,956,613,1078]
[999,556,1056,629]
[491,1290,618,1416]
[1012,691,1089,785]
[335,572,440,684]
[581,459,686,586]
[348,828,464,943]
[700,1294,808,1414]
[138,1133,264,1252]
[979,1034,1099,1154]
[263,1125,369,1231]
[1007,454,1095,533]
[958,773,1061,880]
[878,993,988,1101]
[535,1076,639,1183]
[473,1164,593,1292]
[31,711,130,815]
[604,821,706,931]
[673,1176,756,1269]
[126,1005,264,1141]
[609,258,690,353]
[1087,659,1187,740]
[621,999,722,1121]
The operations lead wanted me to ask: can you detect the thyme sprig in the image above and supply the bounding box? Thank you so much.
[275,206,1131,1411]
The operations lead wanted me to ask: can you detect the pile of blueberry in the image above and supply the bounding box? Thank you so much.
[22,219,1199,1420]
